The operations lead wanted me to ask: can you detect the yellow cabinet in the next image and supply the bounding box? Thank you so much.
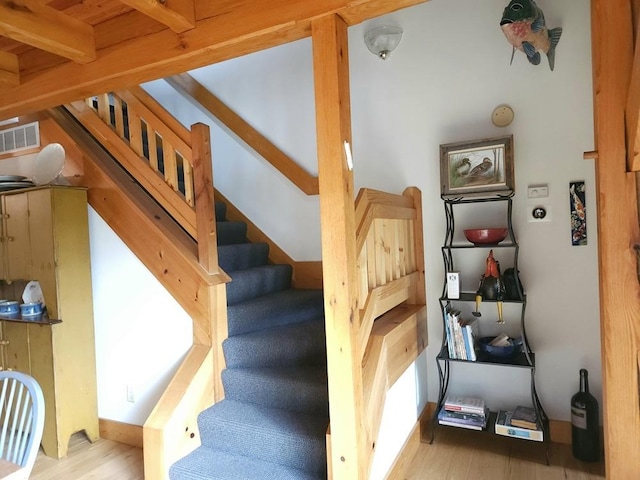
[0,186,99,459]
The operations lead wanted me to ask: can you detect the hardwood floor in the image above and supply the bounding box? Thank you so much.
[403,425,605,480]
[29,427,604,479]
[31,433,144,480]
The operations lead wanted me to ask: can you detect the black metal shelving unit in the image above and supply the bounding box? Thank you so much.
[431,191,549,456]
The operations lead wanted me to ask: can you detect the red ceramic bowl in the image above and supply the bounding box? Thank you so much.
[463,228,508,245]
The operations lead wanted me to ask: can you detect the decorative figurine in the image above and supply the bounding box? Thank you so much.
[474,250,506,323]
[500,0,562,71]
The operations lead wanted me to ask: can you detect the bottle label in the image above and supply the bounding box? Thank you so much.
[571,406,587,430]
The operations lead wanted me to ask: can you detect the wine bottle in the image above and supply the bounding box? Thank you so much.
[571,368,600,462]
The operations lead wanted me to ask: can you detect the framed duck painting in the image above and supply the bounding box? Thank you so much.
[440,135,514,197]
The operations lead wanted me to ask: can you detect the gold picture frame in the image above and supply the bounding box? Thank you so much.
[440,135,514,197]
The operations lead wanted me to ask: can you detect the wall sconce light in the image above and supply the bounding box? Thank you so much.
[364,25,403,60]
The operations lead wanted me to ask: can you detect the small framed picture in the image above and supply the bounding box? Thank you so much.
[440,135,514,197]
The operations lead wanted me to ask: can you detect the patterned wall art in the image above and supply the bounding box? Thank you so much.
[569,181,587,246]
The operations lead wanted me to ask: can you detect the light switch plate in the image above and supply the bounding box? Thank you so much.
[527,184,549,199]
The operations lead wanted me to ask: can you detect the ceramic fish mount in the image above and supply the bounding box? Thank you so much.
[500,0,562,71]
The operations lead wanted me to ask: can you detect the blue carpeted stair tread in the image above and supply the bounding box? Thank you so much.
[217,242,269,272]
[215,202,226,222]
[217,221,248,245]
[170,199,327,480]
[222,366,328,414]
[197,399,328,473]
[169,446,324,480]
[227,288,324,336]
[223,317,326,368]
[226,264,292,306]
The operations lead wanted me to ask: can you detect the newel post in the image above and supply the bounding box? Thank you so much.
[191,122,219,274]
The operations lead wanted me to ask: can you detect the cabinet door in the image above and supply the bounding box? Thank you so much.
[3,322,31,373]
[4,193,32,281]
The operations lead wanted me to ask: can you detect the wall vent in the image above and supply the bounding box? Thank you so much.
[0,121,40,155]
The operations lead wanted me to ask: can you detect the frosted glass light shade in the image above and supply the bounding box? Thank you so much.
[364,26,403,60]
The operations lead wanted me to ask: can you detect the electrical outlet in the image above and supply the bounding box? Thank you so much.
[528,204,552,222]
[126,384,135,403]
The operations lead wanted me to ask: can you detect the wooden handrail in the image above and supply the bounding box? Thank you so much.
[166,73,320,196]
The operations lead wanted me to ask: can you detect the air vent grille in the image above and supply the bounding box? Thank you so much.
[0,122,40,155]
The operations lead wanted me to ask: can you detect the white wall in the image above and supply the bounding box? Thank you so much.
[84,0,597,476]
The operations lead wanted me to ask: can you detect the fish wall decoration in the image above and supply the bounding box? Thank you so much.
[500,0,562,71]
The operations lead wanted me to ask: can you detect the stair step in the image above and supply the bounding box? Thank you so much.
[217,242,269,272]
[223,317,326,368]
[227,265,292,306]
[217,221,248,245]
[197,399,328,474]
[215,201,227,221]
[222,366,328,415]
[227,289,324,336]
[169,445,324,480]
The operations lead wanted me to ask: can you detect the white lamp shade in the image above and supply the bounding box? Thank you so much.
[364,25,403,60]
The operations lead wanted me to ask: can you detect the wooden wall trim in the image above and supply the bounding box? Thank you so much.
[99,419,143,449]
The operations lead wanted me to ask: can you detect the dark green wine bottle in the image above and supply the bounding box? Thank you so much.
[571,369,600,462]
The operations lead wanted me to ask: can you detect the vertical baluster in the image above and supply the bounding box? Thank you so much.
[366,229,376,290]
[357,246,368,306]
[181,154,195,206]
[163,143,178,191]
[96,94,110,124]
[147,131,159,172]
[128,112,144,158]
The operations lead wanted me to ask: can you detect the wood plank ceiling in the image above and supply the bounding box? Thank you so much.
[0,0,427,121]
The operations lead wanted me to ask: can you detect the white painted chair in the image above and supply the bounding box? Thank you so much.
[0,371,44,480]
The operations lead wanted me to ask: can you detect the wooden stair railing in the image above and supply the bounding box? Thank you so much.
[354,187,427,477]
[65,90,199,239]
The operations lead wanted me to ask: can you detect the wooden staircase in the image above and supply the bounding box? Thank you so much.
[38,83,427,479]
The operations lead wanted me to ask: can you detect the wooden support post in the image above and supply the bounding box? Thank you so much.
[312,14,367,480]
[591,0,640,476]
[191,122,219,274]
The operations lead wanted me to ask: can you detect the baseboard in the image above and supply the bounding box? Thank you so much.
[99,418,144,448]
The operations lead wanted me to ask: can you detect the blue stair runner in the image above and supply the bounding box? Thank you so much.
[170,202,328,480]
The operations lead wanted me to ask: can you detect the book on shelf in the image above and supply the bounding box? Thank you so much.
[443,395,486,415]
[443,307,477,361]
[438,405,489,430]
[495,410,544,441]
[510,405,539,430]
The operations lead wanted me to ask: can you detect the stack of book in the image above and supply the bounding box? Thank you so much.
[438,395,489,430]
[443,306,478,361]
[494,406,544,441]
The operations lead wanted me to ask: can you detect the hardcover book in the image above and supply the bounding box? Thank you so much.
[443,395,486,415]
[495,410,543,442]
[438,405,488,430]
[510,405,538,430]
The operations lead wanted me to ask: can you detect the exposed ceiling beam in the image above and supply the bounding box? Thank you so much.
[0,50,19,86]
[0,0,428,120]
[120,0,196,33]
[0,0,96,64]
